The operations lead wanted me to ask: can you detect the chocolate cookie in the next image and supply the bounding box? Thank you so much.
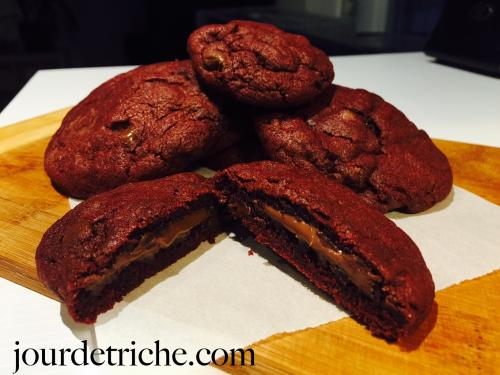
[215,161,435,341]
[187,20,334,108]
[255,85,453,213]
[198,135,267,171]
[36,173,221,323]
[45,60,244,199]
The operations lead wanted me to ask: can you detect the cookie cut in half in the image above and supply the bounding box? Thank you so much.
[36,173,221,323]
[188,20,334,108]
[255,85,453,213]
[215,161,435,341]
[45,60,243,199]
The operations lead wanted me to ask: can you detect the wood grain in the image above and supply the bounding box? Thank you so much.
[433,139,500,205]
[0,109,498,373]
[221,271,500,375]
[0,109,70,299]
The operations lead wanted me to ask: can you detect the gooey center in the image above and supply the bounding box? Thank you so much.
[84,209,210,295]
[259,203,381,296]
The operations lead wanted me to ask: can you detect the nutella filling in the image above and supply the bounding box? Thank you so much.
[84,208,210,295]
[254,203,381,296]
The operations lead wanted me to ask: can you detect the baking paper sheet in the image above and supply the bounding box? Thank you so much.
[63,186,499,373]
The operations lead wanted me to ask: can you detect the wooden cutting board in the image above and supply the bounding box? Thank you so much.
[0,109,499,373]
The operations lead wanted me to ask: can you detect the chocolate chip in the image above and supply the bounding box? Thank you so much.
[203,52,225,72]
[109,120,130,131]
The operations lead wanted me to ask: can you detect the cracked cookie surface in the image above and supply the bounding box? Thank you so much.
[45,60,242,198]
[255,85,453,213]
[36,173,221,323]
[187,20,334,108]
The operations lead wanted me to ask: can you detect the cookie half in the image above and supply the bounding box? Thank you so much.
[215,161,435,341]
[187,20,334,108]
[36,173,221,323]
[255,85,453,213]
[45,60,244,198]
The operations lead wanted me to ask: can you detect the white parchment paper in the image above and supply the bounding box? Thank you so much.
[65,186,499,373]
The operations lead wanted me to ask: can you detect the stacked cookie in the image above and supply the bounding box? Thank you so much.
[38,20,452,342]
[45,20,451,213]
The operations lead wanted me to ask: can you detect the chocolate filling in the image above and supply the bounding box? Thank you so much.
[231,200,381,298]
[83,209,211,295]
[261,204,381,296]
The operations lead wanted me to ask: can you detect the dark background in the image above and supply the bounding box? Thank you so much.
[0,0,450,112]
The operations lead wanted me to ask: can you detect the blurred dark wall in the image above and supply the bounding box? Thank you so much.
[0,0,274,111]
[0,0,445,113]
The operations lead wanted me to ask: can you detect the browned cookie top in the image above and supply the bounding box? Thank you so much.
[36,173,217,304]
[187,20,334,108]
[45,60,243,199]
[255,85,453,213]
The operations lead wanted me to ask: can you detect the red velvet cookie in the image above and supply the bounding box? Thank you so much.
[255,85,453,213]
[215,161,435,341]
[36,173,221,323]
[199,134,267,171]
[187,20,334,108]
[45,60,244,199]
